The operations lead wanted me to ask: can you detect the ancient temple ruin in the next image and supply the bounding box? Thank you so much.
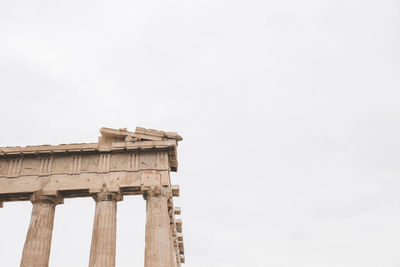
[0,127,185,267]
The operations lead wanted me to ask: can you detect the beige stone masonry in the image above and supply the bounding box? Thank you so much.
[89,192,122,267]
[0,127,186,266]
[20,193,63,267]
[143,186,175,267]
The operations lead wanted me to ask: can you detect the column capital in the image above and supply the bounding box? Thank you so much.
[142,185,172,199]
[30,192,64,205]
[173,207,181,215]
[92,191,123,202]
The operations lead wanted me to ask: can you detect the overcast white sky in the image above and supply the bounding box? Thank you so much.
[0,0,399,266]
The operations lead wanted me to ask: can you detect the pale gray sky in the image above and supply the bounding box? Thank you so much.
[0,0,400,266]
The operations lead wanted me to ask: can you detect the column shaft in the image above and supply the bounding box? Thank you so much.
[144,191,174,267]
[89,194,119,267]
[20,202,56,267]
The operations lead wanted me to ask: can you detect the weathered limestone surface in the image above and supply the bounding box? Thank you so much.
[89,192,122,267]
[144,186,174,267]
[20,194,63,267]
[0,127,186,266]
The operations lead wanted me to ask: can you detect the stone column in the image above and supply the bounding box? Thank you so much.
[20,193,63,267]
[170,233,177,267]
[169,207,178,267]
[143,186,174,267]
[89,192,122,267]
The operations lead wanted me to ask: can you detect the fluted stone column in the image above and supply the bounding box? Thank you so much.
[170,233,177,267]
[20,193,63,267]
[143,186,174,267]
[169,212,178,267]
[89,192,122,267]
[174,243,181,267]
